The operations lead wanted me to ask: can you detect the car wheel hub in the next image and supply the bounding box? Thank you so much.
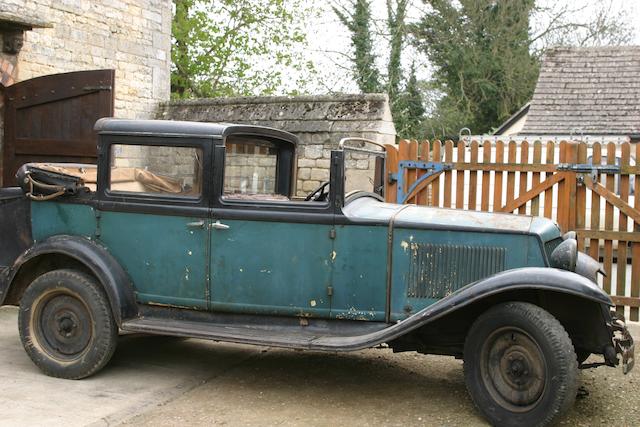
[481,328,547,411]
[37,293,92,357]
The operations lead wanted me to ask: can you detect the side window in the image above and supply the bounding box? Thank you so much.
[223,137,283,200]
[109,144,203,197]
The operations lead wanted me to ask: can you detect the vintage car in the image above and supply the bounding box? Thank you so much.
[0,118,634,427]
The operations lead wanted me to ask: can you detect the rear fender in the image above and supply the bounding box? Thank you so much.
[1,235,137,325]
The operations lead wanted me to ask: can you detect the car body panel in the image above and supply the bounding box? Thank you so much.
[210,219,333,317]
[99,210,209,309]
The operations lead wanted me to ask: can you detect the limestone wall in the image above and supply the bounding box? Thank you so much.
[0,0,172,119]
[157,94,397,197]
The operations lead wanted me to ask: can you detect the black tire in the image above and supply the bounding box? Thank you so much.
[463,302,579,427]
[18,269,118,379]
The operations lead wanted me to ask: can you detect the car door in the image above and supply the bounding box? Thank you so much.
[209,135,334,317]
[97,136,212,309]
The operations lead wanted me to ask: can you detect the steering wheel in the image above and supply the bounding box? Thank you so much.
[304,181,330,202]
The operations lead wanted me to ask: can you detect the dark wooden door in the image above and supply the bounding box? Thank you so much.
[2,69,114,186]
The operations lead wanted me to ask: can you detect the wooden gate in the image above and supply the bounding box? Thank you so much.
[2,69,114,186]
[385,139,640,320]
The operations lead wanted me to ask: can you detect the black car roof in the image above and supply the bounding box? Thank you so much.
[94,118,298,146]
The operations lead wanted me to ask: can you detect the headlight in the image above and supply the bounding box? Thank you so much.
[550,238,577,271]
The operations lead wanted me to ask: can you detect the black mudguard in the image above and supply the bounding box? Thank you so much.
[312,267,612,351]
[1,235,137,325]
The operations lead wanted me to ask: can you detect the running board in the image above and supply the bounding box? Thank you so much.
[121,307,391,352]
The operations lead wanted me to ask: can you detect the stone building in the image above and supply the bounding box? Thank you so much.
[0,0,172,183]
[495,46,640,142]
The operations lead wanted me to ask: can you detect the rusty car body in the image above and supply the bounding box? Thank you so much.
[0,118,634,427]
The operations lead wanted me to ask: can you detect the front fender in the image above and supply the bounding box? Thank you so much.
[1,235,137,325]
[312,267,611,351]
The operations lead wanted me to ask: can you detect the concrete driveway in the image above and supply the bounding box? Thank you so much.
[0,306,637,426]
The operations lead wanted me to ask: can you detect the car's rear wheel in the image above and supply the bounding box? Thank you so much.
[463,302,579,427]
[18,269,118,379]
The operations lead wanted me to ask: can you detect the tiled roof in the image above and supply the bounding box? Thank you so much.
[521,46,640,136]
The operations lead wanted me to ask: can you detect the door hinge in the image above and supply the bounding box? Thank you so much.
[327,286,333,296]
[329,228,336,239]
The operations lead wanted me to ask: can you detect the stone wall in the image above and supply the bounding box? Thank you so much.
[0,1,172,185]
[157,94,397,197]
[0,0,172,119]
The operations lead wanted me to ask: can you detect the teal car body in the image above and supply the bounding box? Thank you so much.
[0,118,632,370]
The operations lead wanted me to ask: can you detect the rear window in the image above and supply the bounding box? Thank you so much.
[109,144,203,197]
[223,137,279,198]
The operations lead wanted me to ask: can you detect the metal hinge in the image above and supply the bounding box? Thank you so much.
[329,228,336,239]
[82,85,112,91]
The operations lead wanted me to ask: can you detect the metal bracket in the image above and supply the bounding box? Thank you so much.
[392,161,452,204]
[557,163,621,186]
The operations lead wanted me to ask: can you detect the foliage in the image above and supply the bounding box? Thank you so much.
[413,0,539,138]
[413,0,636,139]
[332,0,381,93]
[332,0,426,139]
[171,0,312,98]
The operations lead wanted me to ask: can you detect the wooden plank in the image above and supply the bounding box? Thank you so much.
[468,141,479,210]
[432,141,441,207]
[566,143,578,231]
[632,143,640,321]
[576,229,640,243]
[450,163,557,172]
[493,140,504,213]
[481,141,491,211]
[576,143,587,251]
[403,172,444,203]
[544,141,555,219]
[557,142,568,231]
[611,296,640,308]
[518,141,529,215]
[531,141,542,216]
[443,141,453,208]
[384,144,399,203]
[588,143,602,261]
[398,140,410,203]
[616,143,630,316]
[499,173,565,213]
[583,176,640,227]
[407,140,418,204]
[456,141,465,209]
[506,141,517,210]
[603,142,616,295]
[416,141,430,205]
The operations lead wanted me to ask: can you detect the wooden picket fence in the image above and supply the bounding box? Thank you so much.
[384,139,640,320]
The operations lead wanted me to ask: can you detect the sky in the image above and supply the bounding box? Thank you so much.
[296,0,640,95]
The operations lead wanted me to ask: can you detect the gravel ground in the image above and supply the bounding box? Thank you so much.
[122,324,639,427]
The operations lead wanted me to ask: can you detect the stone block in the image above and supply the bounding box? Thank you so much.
[297,168,311,180]
[310,168,329,181]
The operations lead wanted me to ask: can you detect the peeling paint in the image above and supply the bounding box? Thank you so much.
[187,250,193,256]
[331,250,336,261]
[400,240,409,251]
[310,299,317,307]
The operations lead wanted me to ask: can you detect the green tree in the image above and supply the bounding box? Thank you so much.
[171,0,311,98]
[413,0,538,138]
[332,0,381,93]
[332,0,426,139]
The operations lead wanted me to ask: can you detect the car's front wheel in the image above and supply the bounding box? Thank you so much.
[18,269,118,379]
[463,302,579,427]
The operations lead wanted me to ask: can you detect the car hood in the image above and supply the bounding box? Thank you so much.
[342,197,553,235]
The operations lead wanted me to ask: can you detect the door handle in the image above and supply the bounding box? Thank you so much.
[211,220,230,230]
[186,220,205,229]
